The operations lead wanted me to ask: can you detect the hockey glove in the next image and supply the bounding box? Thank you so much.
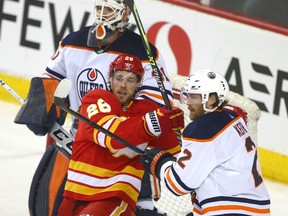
[141,147,175,178]
[14,77,67,136]
[143,106,184,137]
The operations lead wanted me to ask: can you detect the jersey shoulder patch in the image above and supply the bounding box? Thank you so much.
[61,26,91,48]
[109,30,158,61]
[183,111,238,139]
[82,89,122,115]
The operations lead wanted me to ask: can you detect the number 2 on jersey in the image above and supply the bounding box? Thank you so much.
[177,148,192,169]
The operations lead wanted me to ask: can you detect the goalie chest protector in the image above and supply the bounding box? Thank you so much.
[29,144,70,216]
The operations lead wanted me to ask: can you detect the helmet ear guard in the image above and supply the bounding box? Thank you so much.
[180,70,229,112]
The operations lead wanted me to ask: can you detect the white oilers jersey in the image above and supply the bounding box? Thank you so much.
[44,26,173,119]
[159,110,270,215]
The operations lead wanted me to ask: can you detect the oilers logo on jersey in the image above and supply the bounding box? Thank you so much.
[76,68,108,99]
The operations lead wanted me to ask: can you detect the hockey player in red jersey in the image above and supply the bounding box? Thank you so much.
[14,1,177,215]
[57,53,184,216]
[141,70,271,216]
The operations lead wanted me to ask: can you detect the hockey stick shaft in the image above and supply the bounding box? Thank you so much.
[125,0,182,144]
[125,0,171,108]
[0,78,73,155]
[0,79,24,104]
[54,79,145,155]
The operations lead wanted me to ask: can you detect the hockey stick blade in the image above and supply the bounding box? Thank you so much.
[0,78,73,155]
[54,78,72,109]
[54,79,145,155]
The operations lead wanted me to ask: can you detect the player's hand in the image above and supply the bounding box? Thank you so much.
[141,147,175,178]
[143,106,184,137]
[157,106,184,131]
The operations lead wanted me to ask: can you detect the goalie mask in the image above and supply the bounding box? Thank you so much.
[180,70,229,112]
[92,0,131,39]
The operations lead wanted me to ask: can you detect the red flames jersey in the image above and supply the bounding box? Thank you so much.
[63,89,180,208]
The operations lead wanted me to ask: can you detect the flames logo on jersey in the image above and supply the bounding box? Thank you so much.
[76,68,108,100]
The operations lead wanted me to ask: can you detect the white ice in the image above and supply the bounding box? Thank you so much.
[0,101,288,215]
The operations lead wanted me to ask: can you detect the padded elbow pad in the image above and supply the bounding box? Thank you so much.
[14,77,67,136]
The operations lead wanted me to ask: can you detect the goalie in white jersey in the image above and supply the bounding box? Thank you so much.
[141,70,271,216]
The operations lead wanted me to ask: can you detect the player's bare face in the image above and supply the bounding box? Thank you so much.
[110,71,139,104]
[186,93,205,120]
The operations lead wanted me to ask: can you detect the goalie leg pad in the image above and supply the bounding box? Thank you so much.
[29,144,70,216]
[14,77,67,136]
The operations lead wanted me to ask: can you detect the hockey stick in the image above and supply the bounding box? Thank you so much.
[54,78,145,155]
[0,78,25,104]
[124,0,182,144]
[125,0,170,107]
[0,78,73,155]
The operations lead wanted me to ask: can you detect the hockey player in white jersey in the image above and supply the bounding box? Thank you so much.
[14,0,175,215]
[141,70,271,216]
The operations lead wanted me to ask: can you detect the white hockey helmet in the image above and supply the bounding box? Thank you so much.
[93,0,130,37]
[180,70,229,111]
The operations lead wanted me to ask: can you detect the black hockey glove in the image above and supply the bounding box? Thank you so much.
[141,147,175,179]
[14,77,67,136]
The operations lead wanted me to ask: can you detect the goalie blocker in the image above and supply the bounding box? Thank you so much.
[14,77,67,136]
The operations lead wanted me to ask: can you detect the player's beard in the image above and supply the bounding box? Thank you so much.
[188,105,205,121]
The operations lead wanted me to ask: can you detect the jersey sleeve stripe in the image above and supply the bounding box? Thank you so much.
[45,67,66,79]
[193,204,270,215]
[69,160,143,178]
[139,91,174,107]
[92,115,118,148]
[166,144,181,156]
[165,168,187,195]
[65,181,140,201]
[198,196,271,207]
[105,117,123,149]
[170,165,194,191]
[140,85,174,98]
[193,196,270,215]
[140,90,167,101]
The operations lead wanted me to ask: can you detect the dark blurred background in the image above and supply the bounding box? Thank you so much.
[186,0,288,27]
